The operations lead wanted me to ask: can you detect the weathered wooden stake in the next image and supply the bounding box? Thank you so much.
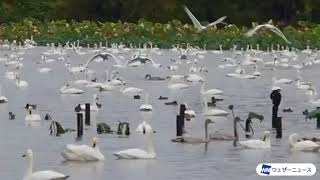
[85,103,90,126]
[77,113,83,137]
[316,107,320,129]
[276,117,282,139]
[176,115,183,137]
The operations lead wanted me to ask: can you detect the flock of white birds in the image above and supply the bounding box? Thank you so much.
[1,5,320,180]
[1,37,320,179]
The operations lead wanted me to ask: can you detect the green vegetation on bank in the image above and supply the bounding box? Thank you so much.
[1,19,320,50]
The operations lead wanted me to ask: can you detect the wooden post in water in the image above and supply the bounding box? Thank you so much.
[176,115,183,137]
[77,113,83,137]
[85,103,90,126]
[179,104,186,129]
[276,117,282,138]
[316,107,320,129]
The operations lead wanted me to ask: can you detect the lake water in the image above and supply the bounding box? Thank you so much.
[0,47,319,179]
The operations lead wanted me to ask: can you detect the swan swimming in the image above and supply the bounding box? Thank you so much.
[61,137,105,161]
[200,82,224,96]
[172,119,214,143]
[140,94,153,111]
[23,149,69,180]
[202,97,229,117]
[289,133,320,152]
[0,85,8,103]
[60,84,84,94]
[25,108,41,121]
[114,123,156,159]
[15,75,29,88]
[233,117,271,149]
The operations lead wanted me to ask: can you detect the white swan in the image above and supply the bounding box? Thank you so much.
[272,77,293,84]
[114,123,156,159]
[202,97,229,116]
[5,71,17,80]
[172,119,214,143]
[200,82,224,96]
[289,133,320,152]
[59,84,84,94]
[245,22,291,44]
[80,94,99,112]
[121,86,143,95]
[238,132,271,149]
[15,76,29,88]
[184,74,204,83]
[0,85,8,103]
[23,149,69,180]
[183,5,227,32]
[233,117,270,149]
[38,67,52,73]
[168,80,190,90]
[252,65,261,76]
[25,109,41,121]
[140,94,153,111]
[61,137,105,161]
[136,121,154,133]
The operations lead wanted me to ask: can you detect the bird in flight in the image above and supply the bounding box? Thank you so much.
[183,5,227,32]
[245,21,291,44]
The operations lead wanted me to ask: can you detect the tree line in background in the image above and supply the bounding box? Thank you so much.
[1,0,320,25]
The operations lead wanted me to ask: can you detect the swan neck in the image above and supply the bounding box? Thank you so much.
[24,155,33,179]
[203,97,208,112]
[200,83,205,93]
[146,134,155,155]
[205,122,209,141]
[233,121,239,146]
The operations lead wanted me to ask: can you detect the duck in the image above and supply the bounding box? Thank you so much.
[61,137,105,161]
[289,133,320,152]
[49,121,75,136]
[114,123,156,159]
[9,112,15,120]
[283,108,293,112]
[207,97,218,107]
[158,96,168,100]
[116,121,131,137]
[23,149,69,180]
[144,74,165,81]
[165,101,178,105]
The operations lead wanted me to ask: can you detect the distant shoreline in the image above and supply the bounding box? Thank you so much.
[0,19,317,50]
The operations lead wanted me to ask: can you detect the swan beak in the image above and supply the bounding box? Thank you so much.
[22,154,26,157]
